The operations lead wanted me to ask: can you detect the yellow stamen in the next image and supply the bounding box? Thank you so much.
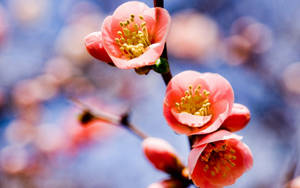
[200,141,238,177]
[176,85,211,116]
[114,14,151,59]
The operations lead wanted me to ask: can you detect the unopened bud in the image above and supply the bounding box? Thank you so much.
[142,137,184,174]
[148,179,187,188]
[221,103,250,132]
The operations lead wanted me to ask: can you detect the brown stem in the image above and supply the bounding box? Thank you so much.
[70,98,148,140]
[154,0,164,7]
[153,1,173,86]
[126,123,148,140]
[161,70,172,85]
[120,113,148,140]
[188,135,196,150]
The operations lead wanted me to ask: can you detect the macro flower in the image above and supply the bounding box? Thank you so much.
[148,179,187,188]
[188,130,253,188]
[85,1,171,69]
[163,71,234,135]
[142,137,184,174]
[220,103,250,132]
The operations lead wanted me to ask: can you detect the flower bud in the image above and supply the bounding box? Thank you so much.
[142,137,184,174]
[221,103,250,132]
[148,179,187,188]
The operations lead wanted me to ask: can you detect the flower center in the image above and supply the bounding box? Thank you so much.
[200,141,237,177]
[115,15,151,59]
[175,85,211,116]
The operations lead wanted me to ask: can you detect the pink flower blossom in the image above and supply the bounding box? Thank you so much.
[84,31,112,63]
[142,137,184,174]
[163,71,234,135]
[188,130,253,188]
[148,179,187,188]
[85,1,171,69]
[220,103,250,132]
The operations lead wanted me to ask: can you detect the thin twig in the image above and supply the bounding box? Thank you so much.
[154,0,164,7]
[153,0,173,86]
[68,97,148,140]
[126,123,148,140]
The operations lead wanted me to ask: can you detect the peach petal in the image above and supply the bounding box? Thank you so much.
[101,16,121,57]
[188,144,207,174]
[171,110,212,128]
[84,31,112,63]
[163,105,194,135]
[143,8,171,43]
[192,130,242,148]
[112,1,149,21]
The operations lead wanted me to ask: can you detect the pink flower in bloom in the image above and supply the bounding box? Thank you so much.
[84,31,112,63]
[142,137,184,174]
[85,1,171,69]
[148,179,187,188]
[163,71,234,135]
[220,103,250,132]
[188,130,253,188]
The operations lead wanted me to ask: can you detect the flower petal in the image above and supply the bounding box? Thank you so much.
[171,110,212,128]
[192,130,242,148]
[84,31,112,63]
[188,144,207,174]
[112,1,150,21]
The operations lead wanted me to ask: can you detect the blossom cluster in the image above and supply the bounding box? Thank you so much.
[84,1,253,187]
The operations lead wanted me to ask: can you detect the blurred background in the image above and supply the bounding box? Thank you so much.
[0,0,300,187]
